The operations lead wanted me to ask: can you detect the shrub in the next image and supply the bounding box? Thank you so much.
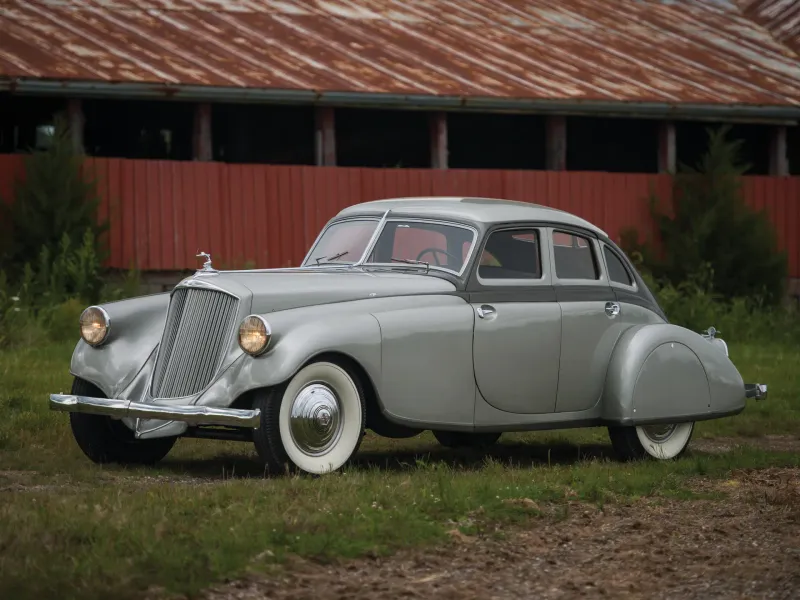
[622,125,787,305]
[0,222,143,349]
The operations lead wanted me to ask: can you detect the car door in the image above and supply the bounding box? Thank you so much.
[549,228,626,413]
[468,226,561,415]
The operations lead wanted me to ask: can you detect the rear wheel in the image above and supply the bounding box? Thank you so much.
[253,359,366,475]
[69,378,176,465]
[432,430,501,449]
[608,422,694,461]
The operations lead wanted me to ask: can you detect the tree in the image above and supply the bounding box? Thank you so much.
[0,114,108,277]
[624,125,787,305]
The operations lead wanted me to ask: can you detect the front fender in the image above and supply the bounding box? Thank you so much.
[602,323,745,425]
[228,304,383,400]
[69,293,170,398]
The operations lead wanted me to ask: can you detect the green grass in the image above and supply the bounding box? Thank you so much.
[0,340,798,600]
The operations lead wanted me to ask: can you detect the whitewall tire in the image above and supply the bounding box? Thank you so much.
[608,422,694,461]
[253,360,366,475]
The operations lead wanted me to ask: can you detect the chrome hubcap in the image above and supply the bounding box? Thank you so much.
[641,423,677,443]
[289,383,342,456]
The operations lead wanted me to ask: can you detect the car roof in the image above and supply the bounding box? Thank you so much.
[336,197,607,237]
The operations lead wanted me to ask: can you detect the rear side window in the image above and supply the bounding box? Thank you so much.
[552,231,598,280]
[603,246,633,286]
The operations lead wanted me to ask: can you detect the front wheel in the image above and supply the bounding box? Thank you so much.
[69,378,176,465]
[252,360,366,475]
[608,422,694,461]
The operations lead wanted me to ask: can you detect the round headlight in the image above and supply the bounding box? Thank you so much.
[79,306,110,346]
[238,315,271,356]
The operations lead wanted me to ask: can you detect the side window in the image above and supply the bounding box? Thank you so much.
[478,228,541,280]
[603,245,633,286]
[552,231,599,280]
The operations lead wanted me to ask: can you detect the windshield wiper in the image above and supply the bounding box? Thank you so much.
[390,257,430,271]
[315,250,349,265]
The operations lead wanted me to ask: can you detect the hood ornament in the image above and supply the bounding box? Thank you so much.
[195,251,218,274]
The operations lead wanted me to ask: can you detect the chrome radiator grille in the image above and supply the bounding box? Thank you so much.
[150,287,240,399]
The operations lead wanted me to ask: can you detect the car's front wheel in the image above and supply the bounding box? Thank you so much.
[69,377,177,465]
[608,422,694,461]
[252,359,366,475]
[432,430,501,449]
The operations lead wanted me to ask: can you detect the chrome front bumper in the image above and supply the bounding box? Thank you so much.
[49,394,261,428]
[745,383,768,401]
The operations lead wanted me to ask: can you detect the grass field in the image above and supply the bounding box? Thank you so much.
[1,340,798,600]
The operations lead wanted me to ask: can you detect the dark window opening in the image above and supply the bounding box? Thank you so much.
[787,125,800,176]
[213,104,314,165]
[336,108,429,168]
[553,231,599,280]
[448,113,546,169]
[603,245,633,286]
[0,94,66,153]
[478,228,542,280]
[83,99,193,160]
[566,116,658,173]
[675,121,770,175]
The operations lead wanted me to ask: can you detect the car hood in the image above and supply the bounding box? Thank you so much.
[177,268,458,314]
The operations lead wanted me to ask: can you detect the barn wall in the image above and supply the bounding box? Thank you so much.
[1,154,798,279]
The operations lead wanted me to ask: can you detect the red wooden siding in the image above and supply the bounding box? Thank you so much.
[0,154,798,277]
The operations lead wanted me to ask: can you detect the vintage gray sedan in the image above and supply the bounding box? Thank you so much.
[50,197,767,475]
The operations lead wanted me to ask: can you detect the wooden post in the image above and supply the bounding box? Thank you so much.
[429,112,448,169]
[545,115,566,171]
[658,121,676,174]
[769,125,789,176]
[67,98,84,153]
[315,107,336,166]
[193,103,213,161]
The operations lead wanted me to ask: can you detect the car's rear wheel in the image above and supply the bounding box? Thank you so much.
[432,430,501,449]
[608,422,694,461]
[68,377,177,465]
[252,359,366,475]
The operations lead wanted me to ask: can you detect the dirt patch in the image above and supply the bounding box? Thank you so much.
[693,434,800,455]
[200,468,800,600]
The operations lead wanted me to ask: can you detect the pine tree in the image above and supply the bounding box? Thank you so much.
[1,114,108,276]
[649,125,787,304]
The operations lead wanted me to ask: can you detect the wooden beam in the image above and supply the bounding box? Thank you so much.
[657,121,676,174]
[67,98,84,154]
[545,115,566,171]
[429,112,448,169]
[192,103,213,161]
[315,107,336,166]
[769,125,789,176]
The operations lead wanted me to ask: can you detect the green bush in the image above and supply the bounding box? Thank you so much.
[626,252,800,345]
[0,227,143,349]
[623,125,788,306]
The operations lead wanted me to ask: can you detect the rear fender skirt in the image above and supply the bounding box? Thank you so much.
[602,324,745,425]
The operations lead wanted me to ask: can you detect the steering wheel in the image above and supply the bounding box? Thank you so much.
[415,247,461,267]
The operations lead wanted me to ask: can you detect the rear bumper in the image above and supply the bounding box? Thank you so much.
[49,394,261,428]
[744,383,768,401]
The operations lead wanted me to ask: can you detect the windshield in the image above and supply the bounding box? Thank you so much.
[303,218,379,266]
[304,217,476,274]
[367,220,475,274]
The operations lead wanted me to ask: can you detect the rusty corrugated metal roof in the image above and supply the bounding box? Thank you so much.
[1,0,800,106]
[737,0,800,55]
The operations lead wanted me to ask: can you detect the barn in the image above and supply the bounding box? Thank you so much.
[1,0,800,287]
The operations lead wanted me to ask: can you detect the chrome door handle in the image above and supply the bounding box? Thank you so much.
[476,304,496,319]
[605,302,620,318]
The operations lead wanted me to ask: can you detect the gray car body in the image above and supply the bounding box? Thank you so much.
[67,197,746,440]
